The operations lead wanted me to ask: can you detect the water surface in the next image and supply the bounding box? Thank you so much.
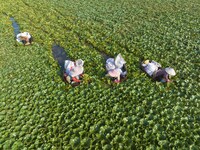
[10,17,20,36]
[52,44,69,73]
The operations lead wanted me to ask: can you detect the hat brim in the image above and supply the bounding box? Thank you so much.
[165,68,176,76]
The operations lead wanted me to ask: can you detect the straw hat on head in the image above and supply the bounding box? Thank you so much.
[106,61,115,71]
[144,60,150,64]
[75,59,84,66]
[20,32,27,37]
[106,58,115,71]
[21,32,31,38]
[165,67,176,76]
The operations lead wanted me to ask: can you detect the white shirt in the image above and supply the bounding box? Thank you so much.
[16,32,31,42]
[142,62,158,76]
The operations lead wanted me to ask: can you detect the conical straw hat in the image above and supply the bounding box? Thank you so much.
[144,60,149,64]
[165,67,176,76]
[75,59,84,66]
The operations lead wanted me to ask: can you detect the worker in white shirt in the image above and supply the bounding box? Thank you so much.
[16,32,33,45]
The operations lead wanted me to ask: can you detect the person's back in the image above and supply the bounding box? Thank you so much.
[64,59,84,84]
[16,32,32,45]
[105,54,126,83]
[143,62,158,76]
[69,66,84,77]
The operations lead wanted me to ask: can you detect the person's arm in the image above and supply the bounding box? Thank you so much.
[164,73,170,82]
[72,76,81,82]
[24,42,30,45]
[117,75,120,81]
[19,36,26,40]
[79,73,84,77]
[142,63,147,67]
[16,33,22,42]
[16,34,20,39]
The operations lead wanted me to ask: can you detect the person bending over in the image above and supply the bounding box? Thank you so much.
[141,60,176,82]
[64,59,84,85]
[16,32,33,45]
[106,54,127,83]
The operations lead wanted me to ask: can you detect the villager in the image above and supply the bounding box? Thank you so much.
[141,60,161,77]
[16,32,33,45]
[141,60,176,82]
[64,59,84,85]
[153,67,176,82]
[106,54,127,83]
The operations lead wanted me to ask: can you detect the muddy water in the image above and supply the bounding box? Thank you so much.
[10,17,20,36]
[52,44,69,73]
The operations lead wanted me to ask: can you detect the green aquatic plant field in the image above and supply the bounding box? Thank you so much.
[0,0,200,149]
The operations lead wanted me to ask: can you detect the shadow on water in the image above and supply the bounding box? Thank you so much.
[84,39,111,61]
[52,44,70,73]
[10,17,20,37]
[100,51,110,60]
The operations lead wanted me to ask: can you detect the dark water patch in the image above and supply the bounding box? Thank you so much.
[10,17,20,36]
[52,44,70,73]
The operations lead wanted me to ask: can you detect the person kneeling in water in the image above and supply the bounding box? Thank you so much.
[64,59,84,85]
[153,67,176,82]
[16,32,33,45]
[141,60,176,82]
[106,54,127,83]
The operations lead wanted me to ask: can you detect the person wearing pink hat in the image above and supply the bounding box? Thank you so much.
[106,54,127,83]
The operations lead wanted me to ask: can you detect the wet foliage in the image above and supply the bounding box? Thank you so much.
[0,0,199,149]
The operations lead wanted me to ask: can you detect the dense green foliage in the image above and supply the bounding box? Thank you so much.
[0,0,199,149]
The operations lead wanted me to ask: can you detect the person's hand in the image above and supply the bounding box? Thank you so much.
[72,77,80,82]
[25,42,30,45]
[25,37,29,42]
[167,79,172,82]
[114,79,120,83]
[105,73,110,77]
